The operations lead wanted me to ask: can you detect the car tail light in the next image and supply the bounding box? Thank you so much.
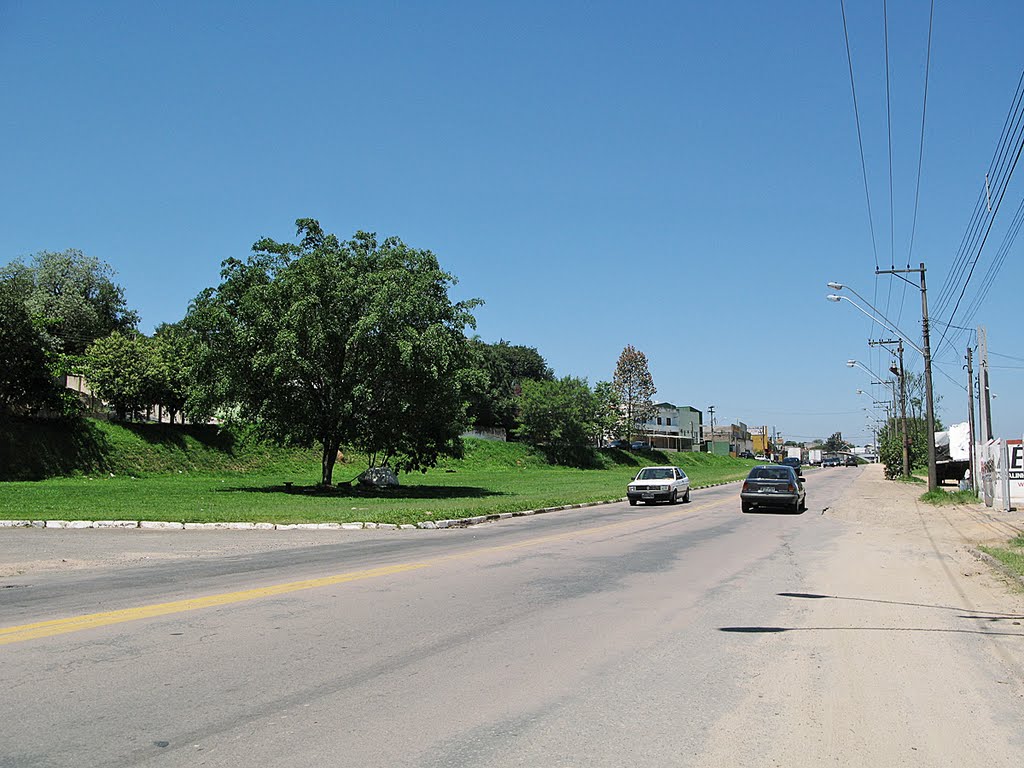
[788,483,795,492]
[742,482,750,493]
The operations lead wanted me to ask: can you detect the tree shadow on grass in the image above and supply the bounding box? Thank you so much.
[599,448,671,468]
[0,416,112,480]
[119,422,238,452]
[215,484,506,500]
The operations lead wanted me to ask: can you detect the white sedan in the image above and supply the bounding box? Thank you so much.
[627,466,691,505]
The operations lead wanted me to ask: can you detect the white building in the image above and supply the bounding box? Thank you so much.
[641,402,703,451]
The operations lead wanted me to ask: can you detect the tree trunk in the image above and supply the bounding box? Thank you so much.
[321,436,340,485]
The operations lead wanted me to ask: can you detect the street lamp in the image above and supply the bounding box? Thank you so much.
[855,389,892,417]
[829,273,938,491]
[828,297,925,356]
[847,359,894,390]
[848,362,910,477]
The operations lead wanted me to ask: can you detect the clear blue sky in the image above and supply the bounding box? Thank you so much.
[3,0,1022,444]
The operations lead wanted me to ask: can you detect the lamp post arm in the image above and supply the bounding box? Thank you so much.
[831,296,925,356]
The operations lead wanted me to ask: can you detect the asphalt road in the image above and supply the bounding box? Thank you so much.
[2,467,1021,767]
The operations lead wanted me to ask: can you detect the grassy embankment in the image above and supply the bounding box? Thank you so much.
[979,535,1024,581]
[0,418,756,525]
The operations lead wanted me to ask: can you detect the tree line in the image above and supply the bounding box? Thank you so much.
[1,220,661,483]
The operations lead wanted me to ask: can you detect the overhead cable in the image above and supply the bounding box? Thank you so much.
[933,68,1024,319]
[839,0,881,270]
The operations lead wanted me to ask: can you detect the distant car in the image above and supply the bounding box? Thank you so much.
[608,439,631,450]
[630,441,654,451]
[754,455,769,461]
[780,456,802,476]
[738,450,755,459]
[844,455,859,467]
[741,464,806,513]
[822,456,840,468]
[628,465,691,505]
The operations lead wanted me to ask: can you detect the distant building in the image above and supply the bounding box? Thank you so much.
[703,421,753,456]
[752,427,772,456]
[639,402,702,451]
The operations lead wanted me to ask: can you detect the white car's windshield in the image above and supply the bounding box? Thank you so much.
[637,468,674,480]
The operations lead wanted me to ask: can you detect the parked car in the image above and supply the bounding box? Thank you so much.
[780,456,802,476]
[627,466,691,505]
[844,455,859,467]
[630,441,654,451]
[608,439,631,450]
[741,464,806,513]
[738,450,755,459]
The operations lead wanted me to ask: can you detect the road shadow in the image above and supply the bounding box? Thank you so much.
[777,592,1024,619]
[719,592,1024,635]
[720,626,1024,637]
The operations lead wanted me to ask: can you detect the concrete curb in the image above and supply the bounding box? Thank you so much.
[968,546,1024,589]
[0,480,743,533]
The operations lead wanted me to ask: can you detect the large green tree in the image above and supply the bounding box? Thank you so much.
[186,219,479,485]
[823,432,851,452]
[81,331,161,421]
[150,322,200,424]
[513,376,599,465]
[592,380,621,446]
[612,345,656,441]
[465,338,553,433]
[1,250,138,357]
[0,279,65,416]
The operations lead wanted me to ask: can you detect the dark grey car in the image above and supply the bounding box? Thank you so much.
[740,464,806,513]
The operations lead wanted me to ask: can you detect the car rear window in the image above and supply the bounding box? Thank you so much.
[748,467,792,481]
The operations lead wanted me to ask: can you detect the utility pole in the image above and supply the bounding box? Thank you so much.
[966,347,978,494]
[707,405,715,451]
[919,264,937,491]
[977,326,993,440]
[897,340,909,478]
[870,337,910,478]
[877,262,937,491]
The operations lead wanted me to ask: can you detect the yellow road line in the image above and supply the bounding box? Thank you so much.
[0,497,727,646]
[0,563,430,646]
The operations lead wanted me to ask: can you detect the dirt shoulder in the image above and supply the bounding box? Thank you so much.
[696,463,1024,768]
[823,462,1022,549]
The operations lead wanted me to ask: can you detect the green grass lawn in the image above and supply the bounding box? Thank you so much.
[0,420,757,525]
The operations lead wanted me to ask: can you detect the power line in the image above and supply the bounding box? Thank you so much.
[933,90,1024,322]
[934,70,1024,314]
[935,122,1024,353]
[839,0,880,270]
[933,68,1024,319]
[931,67,1024,363]
[898,0,934,331]
[991,350,1024,363]
[884,0,895,269]
[906,0,934,266]
[958,195,1024,328]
